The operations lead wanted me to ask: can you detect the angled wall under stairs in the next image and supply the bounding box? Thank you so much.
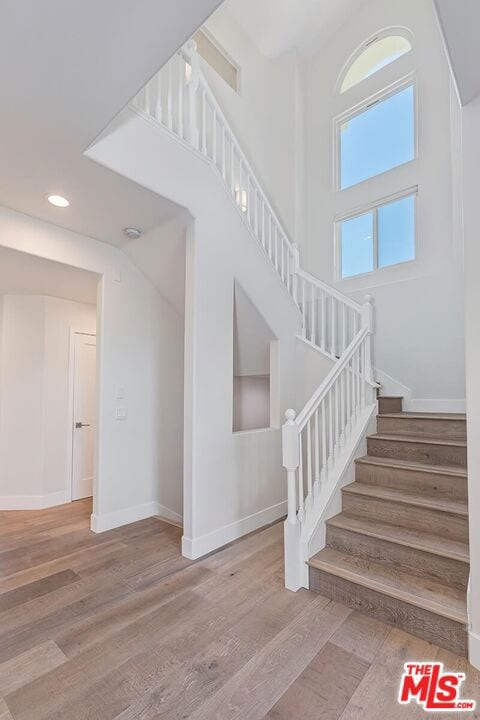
[308,395,469,656]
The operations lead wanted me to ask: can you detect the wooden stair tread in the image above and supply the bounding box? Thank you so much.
[308,548,467,624]
[379,412,466,421]
[327,513,469,563]
[342,482,468,516]
[369,433,467,448]
[355,454,467,477]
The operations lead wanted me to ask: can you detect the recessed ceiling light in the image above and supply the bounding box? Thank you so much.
[48,195,70,208]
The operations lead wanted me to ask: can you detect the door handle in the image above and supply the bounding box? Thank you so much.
[75,422,91,429]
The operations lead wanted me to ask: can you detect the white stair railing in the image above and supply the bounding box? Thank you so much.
[297,269,363,359]
[131,40,377,591]
[282,297,376,590]
[133,41,298,301]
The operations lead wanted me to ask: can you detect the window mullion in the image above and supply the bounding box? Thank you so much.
[373,207,379,270]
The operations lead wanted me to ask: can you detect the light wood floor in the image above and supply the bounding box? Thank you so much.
[0,500,478,719]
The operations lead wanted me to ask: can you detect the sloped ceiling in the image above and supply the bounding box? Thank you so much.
[223,0,369,58]
[433,0,480,106]
[0,0,223,247]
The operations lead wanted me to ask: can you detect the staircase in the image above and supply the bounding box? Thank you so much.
[308,395,469,656]
[130,42,470,657]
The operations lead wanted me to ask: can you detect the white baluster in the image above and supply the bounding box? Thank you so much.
[298,434,305,523]
[363,294,374,385]
[321,400,327,483]
[230,141,235,195]
[274,226,279,271]
[144,81,152,115]
[321,291,327,352]
[167,63,173,130]
[261,202,266,250]
[184,40,199,148]
[314,408,320,499]
[247,174,251,224]
[178,56,184,138]
[222,126,226,180]
[328,389,334,466]
[301,278,307,339]
[212,109,217,165]
[342,305,347,356]
[291,243,300,306]
[282,409,300,525]
[310,283,316,346]
[201,89,207,155]
[331,297,337,358]
[155,71,163,123]
[268,215,273,259]
[306,419,313,511]
[346,356,352,435]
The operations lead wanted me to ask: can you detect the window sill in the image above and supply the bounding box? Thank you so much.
[334,258,421,292]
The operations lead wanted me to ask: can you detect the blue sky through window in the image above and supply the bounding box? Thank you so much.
[340,85,414,189]
[341,212,374,278]
[378,195,415,267]
[340,194,415,278]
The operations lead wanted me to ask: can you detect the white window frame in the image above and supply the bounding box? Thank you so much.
[336,27,414,95]
[333,73,418,192]
[334,186,418,281]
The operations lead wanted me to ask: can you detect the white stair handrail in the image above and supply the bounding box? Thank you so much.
[131,40,377,592]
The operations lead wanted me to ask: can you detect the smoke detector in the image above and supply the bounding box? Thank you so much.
[123,227,142,240]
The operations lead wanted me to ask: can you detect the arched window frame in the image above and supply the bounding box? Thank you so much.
[332,27,418,283]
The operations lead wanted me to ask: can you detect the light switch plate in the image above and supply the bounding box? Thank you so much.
[116,386,125,400]
[116,408,128,420]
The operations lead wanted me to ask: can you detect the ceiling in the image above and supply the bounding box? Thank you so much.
[0,246,99,304]
[0,0,223,247]
[223,0,369,58]
[433,0,480,106]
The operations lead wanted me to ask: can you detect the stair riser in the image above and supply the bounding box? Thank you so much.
[367,437,467,467]
[309,567,468,657]
[377,416,466,440]
[342,493,469,542]
[326,524,469,591]
[355,462,468,501]
[378,397,402,414]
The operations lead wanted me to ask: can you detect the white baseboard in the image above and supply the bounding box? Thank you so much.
[182,500,287,560]
[155,503,183,526]
[405,398,466,413]
[374,367,412,403]
[469,631,480,671]
[91,500,183,533]
[0,491,67,511]
[91,501,159,533]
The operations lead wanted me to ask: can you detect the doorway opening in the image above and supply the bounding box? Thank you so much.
[0,246,100,511]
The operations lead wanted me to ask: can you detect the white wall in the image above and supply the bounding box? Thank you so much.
[202,7,304,242]
[303,0,465,408]
[233,376,270,432]
[0,206,184,528]
[0,296,45,502]
[461,93,480,669]
[87,107,333,557]
[0,294,96,507]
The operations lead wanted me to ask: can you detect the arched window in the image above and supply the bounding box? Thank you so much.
[334,30,417,280]
[340,35,412,93]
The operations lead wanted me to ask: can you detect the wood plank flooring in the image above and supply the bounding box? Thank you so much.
[0,500,478,719]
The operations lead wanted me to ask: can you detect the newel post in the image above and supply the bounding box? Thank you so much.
[362,294,374,385]
[282,409,300,525]
[291,243,300,305]
[184,40,200,150]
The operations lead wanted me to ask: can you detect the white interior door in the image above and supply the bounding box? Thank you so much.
[72,333,96,501]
